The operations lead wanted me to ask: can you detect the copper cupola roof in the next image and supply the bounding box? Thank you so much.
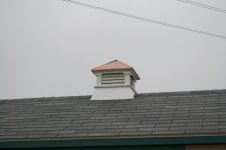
[91,59,140,80]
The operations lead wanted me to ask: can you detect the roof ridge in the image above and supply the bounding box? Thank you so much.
[1,89,226,101]
[136,89,226,96]
[0,95,92,101]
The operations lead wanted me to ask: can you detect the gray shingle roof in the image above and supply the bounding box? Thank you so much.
[1,89,226,140]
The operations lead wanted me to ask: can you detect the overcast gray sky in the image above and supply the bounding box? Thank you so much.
[1,0,226,99]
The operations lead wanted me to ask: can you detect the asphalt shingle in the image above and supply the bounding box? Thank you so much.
[1,89,226,140]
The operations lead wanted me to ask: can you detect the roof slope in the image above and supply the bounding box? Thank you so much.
[1,89,226,140]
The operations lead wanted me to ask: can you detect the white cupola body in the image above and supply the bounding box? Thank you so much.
[91,60,140,100]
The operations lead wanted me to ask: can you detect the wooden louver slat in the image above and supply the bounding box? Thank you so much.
[101,73,124,86]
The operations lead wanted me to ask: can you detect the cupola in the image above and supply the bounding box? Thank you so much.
[91,60,140,100]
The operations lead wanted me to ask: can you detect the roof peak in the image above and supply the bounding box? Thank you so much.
[92,59,133,72]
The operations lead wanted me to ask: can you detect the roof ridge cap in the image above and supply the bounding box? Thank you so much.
[136,89,226,96]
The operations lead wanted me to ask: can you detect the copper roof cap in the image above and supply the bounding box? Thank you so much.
[92,59,140,80]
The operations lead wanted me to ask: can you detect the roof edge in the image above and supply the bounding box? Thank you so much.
[1,135,226,148]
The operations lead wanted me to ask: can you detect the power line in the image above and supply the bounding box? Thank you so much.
[177,0,226,14]
[62,0,226,40]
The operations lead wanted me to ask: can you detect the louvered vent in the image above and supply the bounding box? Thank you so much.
[130,76,135,88]
[101,73,124,86]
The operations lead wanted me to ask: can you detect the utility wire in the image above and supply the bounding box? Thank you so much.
[62,0,226,40]
[177,0,226,14]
